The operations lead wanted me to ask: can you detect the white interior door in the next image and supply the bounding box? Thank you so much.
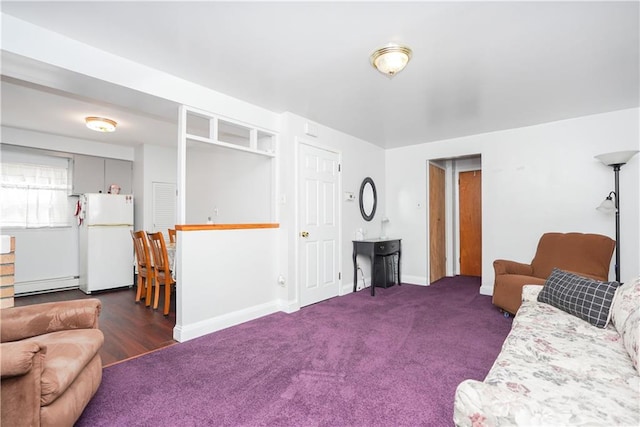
[298,142,340,307]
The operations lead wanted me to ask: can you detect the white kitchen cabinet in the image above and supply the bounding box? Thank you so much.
[72,155,132,195]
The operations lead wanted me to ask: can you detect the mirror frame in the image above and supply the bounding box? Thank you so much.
[359,177,377,222]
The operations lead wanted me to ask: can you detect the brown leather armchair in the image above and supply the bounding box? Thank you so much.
[492,232,615,315]
[1,299,104,427]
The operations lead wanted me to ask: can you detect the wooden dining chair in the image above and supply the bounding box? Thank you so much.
[146,231,176,315]
[131,230,154,304]
[168,228,176,244]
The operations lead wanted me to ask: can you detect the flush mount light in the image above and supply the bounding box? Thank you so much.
[370,43,413,78]
[85,116,117,132]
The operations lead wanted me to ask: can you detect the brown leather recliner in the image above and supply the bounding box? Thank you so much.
[492,232,615,315]
[1,299,104,427]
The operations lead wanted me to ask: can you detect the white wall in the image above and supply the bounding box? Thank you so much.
[175,227,279,341]
[185,144,273,224]
[386,108,640,293]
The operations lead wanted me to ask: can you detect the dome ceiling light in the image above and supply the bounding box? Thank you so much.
[85,116,117,132]
[370,43,413,78]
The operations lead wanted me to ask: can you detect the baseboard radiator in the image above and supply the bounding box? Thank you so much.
[15,276,79,296]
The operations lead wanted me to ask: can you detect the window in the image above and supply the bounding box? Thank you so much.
[1,152,71,228]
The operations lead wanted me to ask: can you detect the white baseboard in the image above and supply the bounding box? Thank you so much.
[480,284,493,296]
[278,298,300,314]
[15,277,79,295]
[402,275,428,286]
[173,301,281,343]
[344,275,429,292]
[341,281,360,295]
[173,274,446,343]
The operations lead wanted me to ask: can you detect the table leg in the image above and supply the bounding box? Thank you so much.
[353,247,358,293]
[398,250,401,286]
[370,254,376,296]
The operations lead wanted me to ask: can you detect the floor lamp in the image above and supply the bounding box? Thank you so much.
[595,150,639,282]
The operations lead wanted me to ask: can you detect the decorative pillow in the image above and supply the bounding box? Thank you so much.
[537,268,620,328]
[610,276,640,371]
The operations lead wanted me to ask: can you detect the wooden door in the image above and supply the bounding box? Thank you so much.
[429,163,446,283]
[298,143,340,307]
[459,170,482,276]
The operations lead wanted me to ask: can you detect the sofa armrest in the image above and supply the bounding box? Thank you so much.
[493,259,533,277]
[454,379,555,427]
[0,341,45,427]
[1,298,101,342]
[0,341,46,378]
[522,285,544,302]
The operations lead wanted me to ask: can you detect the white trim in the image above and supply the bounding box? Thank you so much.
[480,284,493,296]
[181,105,277,158]
[173,301,281,342]
[402,275,429,286]
[341,281,356,295]
[15,277,79,295]
[277,298,300,314]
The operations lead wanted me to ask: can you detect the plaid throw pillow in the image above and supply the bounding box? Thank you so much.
[537,268,620,328]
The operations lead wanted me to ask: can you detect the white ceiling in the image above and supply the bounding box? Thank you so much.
[1,1,638,149]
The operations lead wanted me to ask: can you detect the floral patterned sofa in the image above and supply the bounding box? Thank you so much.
[454,275,640,426]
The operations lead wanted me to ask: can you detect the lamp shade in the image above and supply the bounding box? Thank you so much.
[596,196,617,214]
[595,150,639,166]
[85,116,117,132]
[370,44,412,77]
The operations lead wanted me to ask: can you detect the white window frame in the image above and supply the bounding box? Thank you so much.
[1,150,71,229]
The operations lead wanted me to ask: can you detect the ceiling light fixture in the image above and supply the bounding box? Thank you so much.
[85,116,117,132]
[370,43,412,78]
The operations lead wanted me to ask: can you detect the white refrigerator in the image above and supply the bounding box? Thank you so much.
[79,193,134,294]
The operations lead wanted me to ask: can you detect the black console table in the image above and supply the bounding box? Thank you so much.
[352,239,401,296]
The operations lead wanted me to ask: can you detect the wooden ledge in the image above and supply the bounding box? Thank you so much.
[175,223,279,231]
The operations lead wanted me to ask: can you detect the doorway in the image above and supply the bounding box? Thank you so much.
[427,156,482,281]
[297,142,341,307]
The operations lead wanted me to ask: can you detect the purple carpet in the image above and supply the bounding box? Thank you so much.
[77,276,512,426]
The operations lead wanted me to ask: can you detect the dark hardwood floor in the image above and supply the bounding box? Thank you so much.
[14,285,176,367]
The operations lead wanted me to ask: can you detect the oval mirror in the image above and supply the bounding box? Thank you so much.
[359,177,377,222]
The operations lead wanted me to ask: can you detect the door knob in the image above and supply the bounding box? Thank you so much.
[300,231,309,238]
